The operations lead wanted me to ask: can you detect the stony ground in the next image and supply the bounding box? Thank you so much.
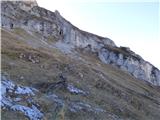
[1,27,160,120]
[1,2,160,120]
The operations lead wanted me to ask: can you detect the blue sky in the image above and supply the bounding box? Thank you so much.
[37,0,160,69]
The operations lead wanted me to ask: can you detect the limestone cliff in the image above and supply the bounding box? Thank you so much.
[1,1,160,86]
[1,1,160,120]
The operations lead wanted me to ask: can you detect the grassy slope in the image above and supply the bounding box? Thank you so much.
[1,28,160,120]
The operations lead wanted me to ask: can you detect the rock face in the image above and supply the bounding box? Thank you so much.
[1,1,160,86]
[98,46,160,86]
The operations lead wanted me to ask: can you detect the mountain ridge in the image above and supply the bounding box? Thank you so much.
[1,1,160,120]
[2,1,159,86]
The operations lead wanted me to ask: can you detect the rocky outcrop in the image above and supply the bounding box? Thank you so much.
[98,46,160,86]
[1,75,106,120]
[1,1,160,86]
[1,1,115,47]
[1,76,43,120]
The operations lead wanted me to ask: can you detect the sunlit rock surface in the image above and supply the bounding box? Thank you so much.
[1,1,160,120]
[1,1,159,86]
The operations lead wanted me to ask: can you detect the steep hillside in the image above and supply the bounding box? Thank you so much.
[1,1,160,120]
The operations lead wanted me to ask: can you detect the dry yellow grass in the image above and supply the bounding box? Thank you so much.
[1,28,160,120]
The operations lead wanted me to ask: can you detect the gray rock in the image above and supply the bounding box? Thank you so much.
[67,84,86,95]
[98,48,110,64]
[117,54,124,66]
[47,94,64,106]
[99,47,160,86]
[11,105,43,120]
[1,76,43,120]
[109,52,117,63]
[1,1,160,86]
[68,101,105,113]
